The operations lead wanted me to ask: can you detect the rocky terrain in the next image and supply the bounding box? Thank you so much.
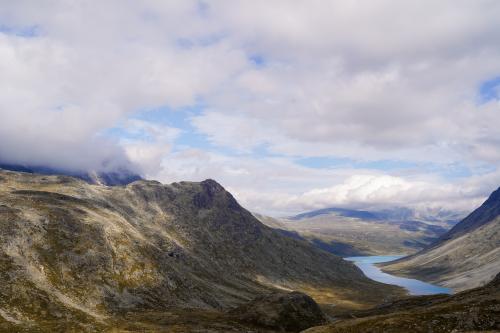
[0,169,403,332]
[382,187,500,291]
[256,207,461,256]
[304,272,500,333]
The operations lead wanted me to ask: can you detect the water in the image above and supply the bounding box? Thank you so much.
[345,255,452,295]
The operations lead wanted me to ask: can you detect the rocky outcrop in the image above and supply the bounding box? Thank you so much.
[230,291,327,332]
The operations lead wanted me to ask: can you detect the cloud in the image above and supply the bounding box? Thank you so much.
[119,119,181,175]
[1,1,500,214]
[184,1,500,165]
[0,1,247,172]
[152,149,500,215]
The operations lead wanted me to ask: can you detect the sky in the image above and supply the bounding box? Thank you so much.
[1,0,500,216]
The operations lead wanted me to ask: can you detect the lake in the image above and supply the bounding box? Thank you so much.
[345,255,452,295]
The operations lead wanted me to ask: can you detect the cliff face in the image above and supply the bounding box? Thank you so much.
[381,187,500,291]
[0,170,402,331]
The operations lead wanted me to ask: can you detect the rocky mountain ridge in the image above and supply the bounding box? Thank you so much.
[0,169,403,332]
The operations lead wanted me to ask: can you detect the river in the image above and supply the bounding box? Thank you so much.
[345,255,452,295]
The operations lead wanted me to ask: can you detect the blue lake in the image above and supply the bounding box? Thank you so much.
[345,255,452,295]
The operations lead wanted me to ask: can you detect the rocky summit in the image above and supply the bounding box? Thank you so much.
[0,169,402,332]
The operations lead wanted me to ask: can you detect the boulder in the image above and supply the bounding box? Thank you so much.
[230,291,327,332]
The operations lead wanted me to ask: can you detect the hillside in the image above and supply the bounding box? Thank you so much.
[258,208,461,256]
[0,169,403,331]
[304,272,500,333]
[381,187,500,291]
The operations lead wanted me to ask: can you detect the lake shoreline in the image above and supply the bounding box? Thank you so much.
[345,255,452,296]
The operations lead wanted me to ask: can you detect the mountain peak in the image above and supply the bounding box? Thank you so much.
[200,178,226,194]
[436,185,500,243]
[484,186,500,206]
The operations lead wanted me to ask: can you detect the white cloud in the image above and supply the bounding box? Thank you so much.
[186,1,500,164]
[153,149,500,215]
[0,1,248,171]
[1,1,500,214]
[119,119,181,175]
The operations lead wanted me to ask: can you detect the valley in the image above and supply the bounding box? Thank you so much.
[0,169,498,332]
[345,256,452,295]
[256,208,462,256]
[3,2,500,332]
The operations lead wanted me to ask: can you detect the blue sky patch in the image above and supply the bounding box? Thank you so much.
[0,24,38,37]
[295,156,420,171]
[249,54,266,67]
[478,76,500,103]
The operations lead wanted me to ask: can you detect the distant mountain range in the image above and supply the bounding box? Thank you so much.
[290,207,381,221]
[257,206,464,256]
[290,206,463,225]
[0,162,142,186]
[382,186,500,291]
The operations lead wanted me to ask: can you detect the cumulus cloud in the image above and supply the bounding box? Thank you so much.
[152,149,500,215]
[1,1,500,214]
[169,0,500,166]
[0,1,247,171]
[120,119,181,175]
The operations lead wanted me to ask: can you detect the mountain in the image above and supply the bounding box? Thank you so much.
[381,187,500,291]
[304,272,500,333]
[264,207,462,256]
[290,206,462,225]
[290,207,380,221]
[0,163,142,185]
[0,169,403,332]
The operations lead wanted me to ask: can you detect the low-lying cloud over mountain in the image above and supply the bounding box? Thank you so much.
[1,1,500,214]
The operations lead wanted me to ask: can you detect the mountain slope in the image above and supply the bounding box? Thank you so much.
[0,170,403,331]
[304,272,500,333]
[381,187,500,291]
